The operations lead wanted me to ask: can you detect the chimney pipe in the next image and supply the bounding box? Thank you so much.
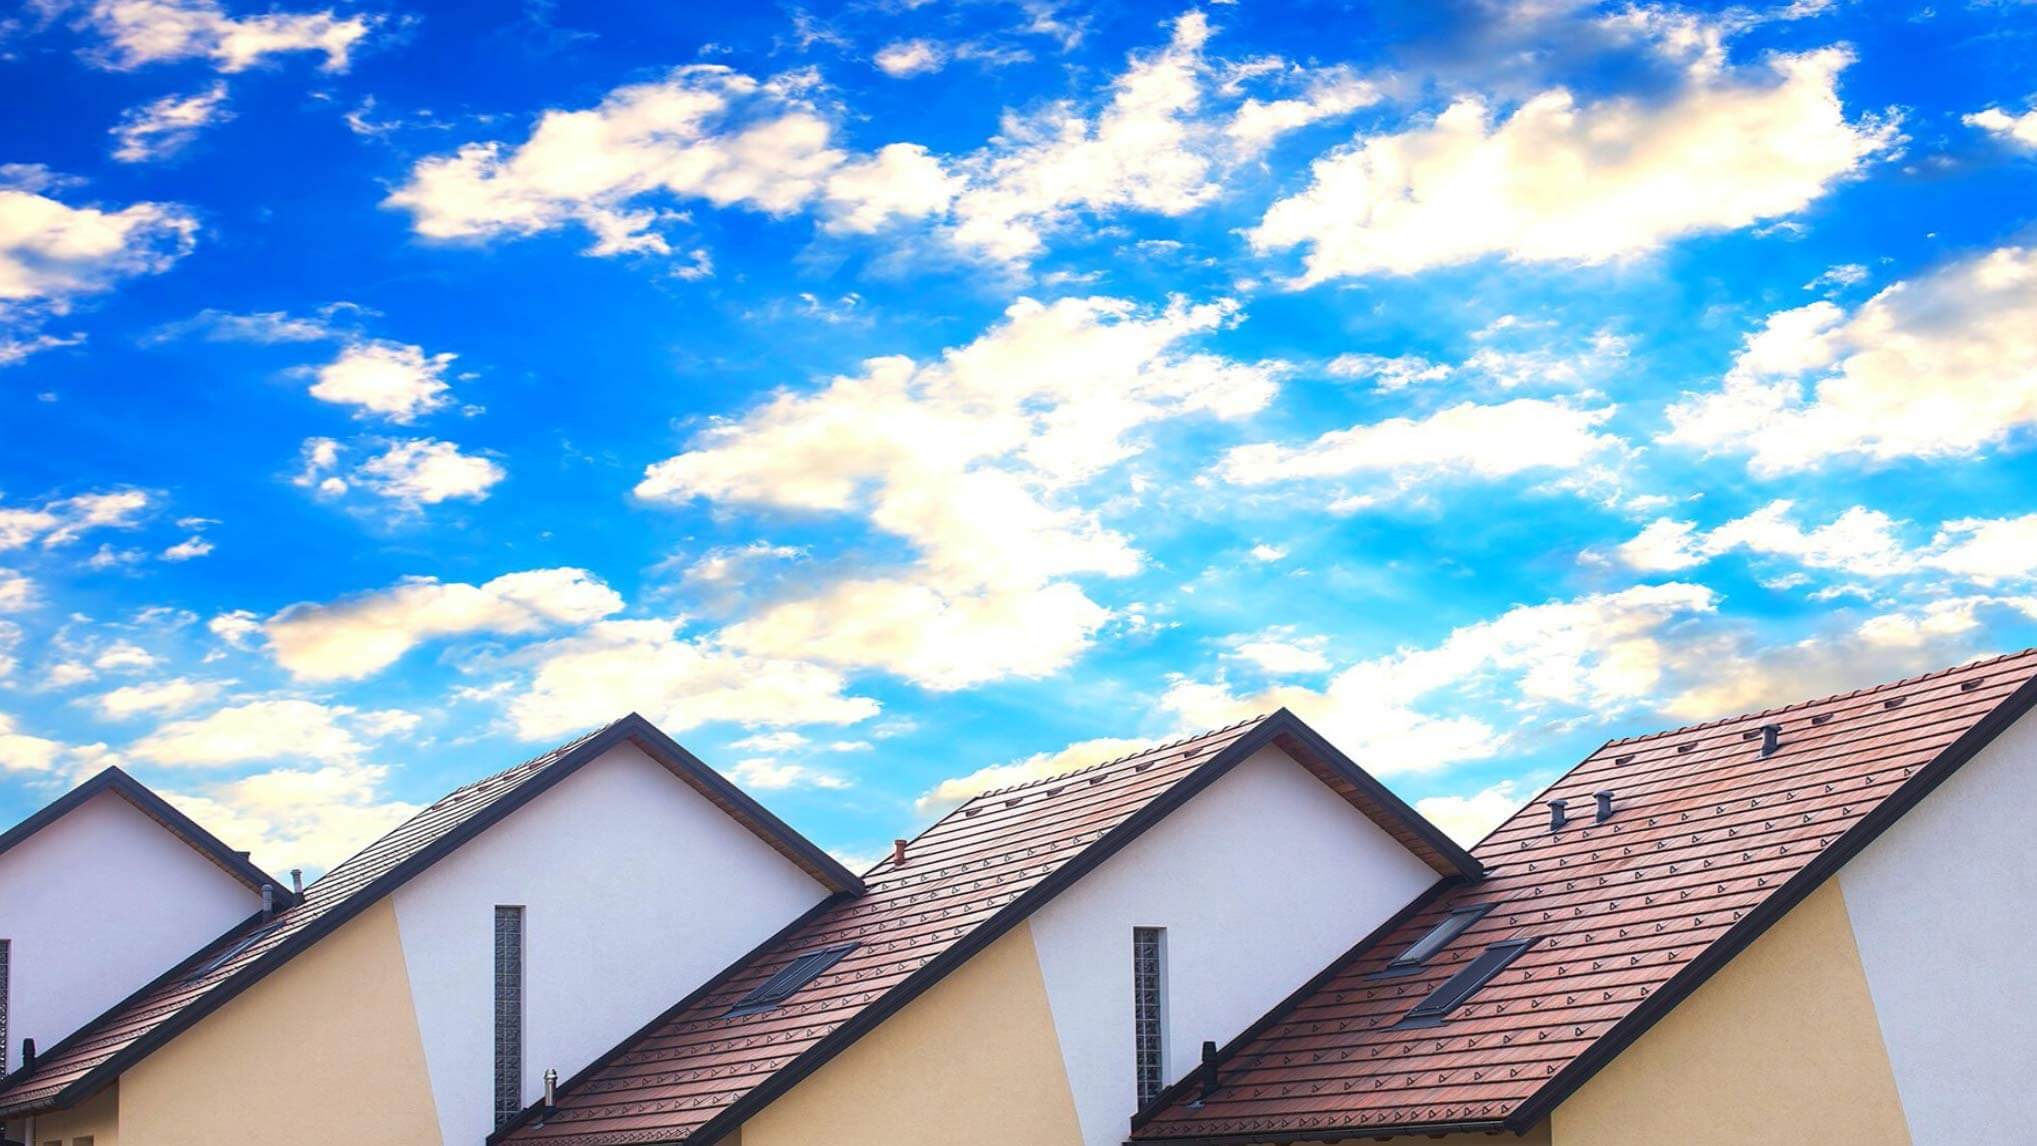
[892,838,909,866]
[1548,799,1568,832]
[260,883,275,921]
[21,1038,34,1070]
[290,868,304,896]
[1761,724,1782,757]
[1199,1040,1219,1100]
[544,1067,558,1111]
[1595,790,1614,823]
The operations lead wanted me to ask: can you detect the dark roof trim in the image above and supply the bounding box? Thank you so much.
[0,766,289,899]
[1265,710,1484,880]
[1125,1120,1514,1145]
[1500,665,2037,1132]
[536,709,1469,1146]
[1127,874,1466,1137]
[6,714,857,1117]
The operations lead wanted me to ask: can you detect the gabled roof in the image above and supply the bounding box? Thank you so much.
[1132,649,2037,1143]
[0,765,286,898]
[0,713,860,1117]
[496,708,1480,1146]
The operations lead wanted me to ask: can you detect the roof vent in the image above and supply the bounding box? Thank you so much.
[260,882,275,921]
[21,1038,34,1070]
[1199,1039,1220,1100]
[544,1067,558,1112]
[1548,799,1568,832]
[290,868,304,896]
[1594,790,1614,823]
[1760,724,1782,758]
[892,838,909,867]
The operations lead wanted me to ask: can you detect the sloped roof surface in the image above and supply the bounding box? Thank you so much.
[0,714,857,1117]
[499,710,1477,1146]
[1132,650,2037,1142]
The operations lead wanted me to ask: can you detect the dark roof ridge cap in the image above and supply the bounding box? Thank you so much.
[1602,649,2035,748]
[962,714,1271,802]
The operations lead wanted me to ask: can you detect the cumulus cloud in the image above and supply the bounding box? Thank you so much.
[0,569,34,612]
[307,340,456,422]
[638,295,1280,688]
[0,489,153,550]
[354,439,505,507]
[1325,353,1451,390]
[504,618,880,740]
[1251,46,1895,282]
[1967,106,2037,151]
[726,757,851,791]
[1226,627,1331,674]
[0,172,196,358]
[1667,245,2037,473]
[51,0,375,73]
[263,568,622,680]
[1618,501,2037,589]
[0,712,65,772]
[914,735,1153,814]
[164,761,419,875]
[94,675,226,718]
[874,39,945,77]
[129,698,403,766]
[110,82,231,161]
[1218,398,1621,495]
[1163,583,1721,776]
[1416,780,1526,847]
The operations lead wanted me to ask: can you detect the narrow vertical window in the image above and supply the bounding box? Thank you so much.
[494,906,525,1128]
[1132,926,1166,1106]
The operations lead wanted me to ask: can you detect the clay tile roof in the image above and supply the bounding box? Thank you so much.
[0,714,858,1118]
[1131,649,2037,1143]
[0,765,285,896]
[494,710,1479,1146]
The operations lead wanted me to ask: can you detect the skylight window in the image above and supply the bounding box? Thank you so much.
[1395,938,1537,1028]
[185,921,286,982]
[725,942,858,1017]
[1375,903,1495,976]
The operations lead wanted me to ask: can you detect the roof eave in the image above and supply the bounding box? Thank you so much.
[1128,1117,1514,1144]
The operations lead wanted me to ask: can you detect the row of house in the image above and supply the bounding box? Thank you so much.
[2,649,2033,1145]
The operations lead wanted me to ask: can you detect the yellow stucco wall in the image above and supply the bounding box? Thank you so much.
[737,919,1084,1146]
[1552,879,1908,1146]
[21,1082,118,1146]
[115,898,440,1146]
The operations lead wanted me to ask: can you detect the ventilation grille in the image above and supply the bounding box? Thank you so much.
[494,905,525,1128]
[1134,927,1166,1106]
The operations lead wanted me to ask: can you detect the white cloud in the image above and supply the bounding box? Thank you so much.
[1416,780,1525,847]
[1325,352,1451,390]
[0,569,33,612]
[1929,516,2037,585]
[874,38,945,77]
[504,618,880,739]
[150,305,348,344]
[0,712,64,772]
[1247,543,1286,562]
[264,568,623,681]
[92,640,157,671]
[130,698,370,766]
[638,295,1280,688]
[55,0,375,73]
[1967,106,2037,151]
[1164,582,1721,775]
[729,730,807,752]
[1619,502,2037,589]
[354,439,505,507]
[1252,46,1895,283]
[208,608,262,648]
[1226,627,1330,674]
[727,757,851,790]
[161,535,213,560]
[307,340,455,422]
[1667,245,2037,473]
[110,82,231,162]
[163,761,419,876]
[1226,65,1378,157]
[1219,398,1621,491]
[94,675,226,718]
[0,176,195,342]
[914,735,1153,814]
[387,65,959,256]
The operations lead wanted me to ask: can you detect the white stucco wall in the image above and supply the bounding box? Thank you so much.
[391,740,835,1146]
[1027,745,1442,1146]
[1839,705,2037,1145]
[0,790,262,1070]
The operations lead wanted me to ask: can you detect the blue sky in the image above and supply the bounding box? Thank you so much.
[3,0,2036,876]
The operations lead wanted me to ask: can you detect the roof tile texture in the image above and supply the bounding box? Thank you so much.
[1132,651,2037,1141]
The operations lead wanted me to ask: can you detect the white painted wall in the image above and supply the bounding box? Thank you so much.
[1839,706,2037,1145]
[391,740,835,1146]
[1028,745,1441,1146]
[0,790,262,1070]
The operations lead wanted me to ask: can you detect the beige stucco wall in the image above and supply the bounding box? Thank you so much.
[1552,879,1909,1146]
[116,898,440,1146]
[21,1082,118,1146]
[737,919,1084,1146]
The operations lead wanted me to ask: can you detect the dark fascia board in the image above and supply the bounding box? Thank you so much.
[1265,709,1484,880]
[635,710,1466,1146]
[1125,874,1467,1138]
[7,713,851,1117]
[617,714,862,894]
[1127,1119,1514,1145]
[0,766,291,902]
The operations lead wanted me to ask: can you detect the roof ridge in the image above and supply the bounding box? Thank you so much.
[963,714,1270,801]
[1602,648,2036,748]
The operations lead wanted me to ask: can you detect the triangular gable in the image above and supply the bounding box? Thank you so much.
[0,766,285,900]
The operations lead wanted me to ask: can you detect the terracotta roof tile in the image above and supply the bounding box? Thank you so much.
[498,711,1476,1146]
[1131,650,2037,1142]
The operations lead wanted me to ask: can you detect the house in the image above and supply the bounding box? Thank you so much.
[0,766,285,1079]
[492,710,1483,1146]
[1130,649,2037,1145]
[0,714,863,1146]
